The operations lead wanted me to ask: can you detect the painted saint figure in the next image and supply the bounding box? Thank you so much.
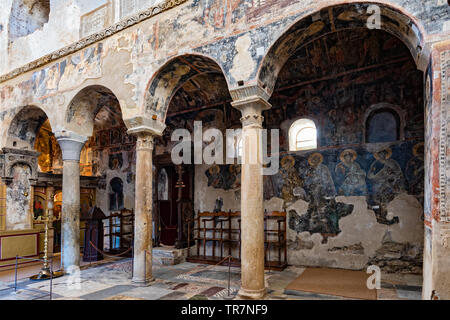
[279,155,305,202]
[304,152,336,204]
[368,147,405,198]
[335,149,367,196]
[367,147,404,225]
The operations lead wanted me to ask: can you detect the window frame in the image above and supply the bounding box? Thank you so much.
[289,118,317,152]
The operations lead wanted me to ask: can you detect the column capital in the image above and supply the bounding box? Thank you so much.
[125,116,166,137]
[135,133,155,152]
[54,130,88,161]
[231,96,271,127]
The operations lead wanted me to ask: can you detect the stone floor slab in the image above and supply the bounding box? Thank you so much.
[121,286,174,300]
[78,284,137,300]
[396,289,422,300]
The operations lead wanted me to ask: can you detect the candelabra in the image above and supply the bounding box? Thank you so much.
[30,209,64,281]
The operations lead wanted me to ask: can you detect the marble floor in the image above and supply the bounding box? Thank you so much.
[0,258,423,300]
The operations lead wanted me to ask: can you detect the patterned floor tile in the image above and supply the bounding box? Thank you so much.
[200,286,226,297]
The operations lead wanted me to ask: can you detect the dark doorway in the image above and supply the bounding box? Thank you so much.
[156,161,194,247]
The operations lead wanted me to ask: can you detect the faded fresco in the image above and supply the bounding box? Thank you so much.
[6,164,32,230]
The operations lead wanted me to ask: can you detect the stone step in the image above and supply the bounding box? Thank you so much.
[152,247,187,266]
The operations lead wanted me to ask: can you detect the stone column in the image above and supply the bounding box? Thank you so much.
[131,132,155,285]
[56,132,87,272]
[232,96,271,299]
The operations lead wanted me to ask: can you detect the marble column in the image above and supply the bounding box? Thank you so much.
[232,96,271,299]
[56,132,87,272]
[131,132,155,285]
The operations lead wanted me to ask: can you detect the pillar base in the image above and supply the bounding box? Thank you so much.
[132,277,155,287]
[237,287,266,300]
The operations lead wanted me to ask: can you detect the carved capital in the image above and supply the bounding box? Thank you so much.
[136,133,155,152]
[231,95,271,128]
[240,114,264,127]
[54,131,88,162]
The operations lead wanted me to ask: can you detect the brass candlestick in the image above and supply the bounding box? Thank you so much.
[30,209,64,281]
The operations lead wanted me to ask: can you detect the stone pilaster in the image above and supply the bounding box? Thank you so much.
[131,132,155,285]
[231,94,271,299]
[55,131,87,272]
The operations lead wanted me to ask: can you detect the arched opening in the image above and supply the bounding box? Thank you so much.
[66,85,136,255]
[261,6,424,275]
[1,105,50,232]
[146,54,237,250]
[258,3,425,96]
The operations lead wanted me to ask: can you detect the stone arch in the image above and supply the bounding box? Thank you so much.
[257,2,426,96]
[143,53,231,124]
[3,104,55,150]
[64,84,125,137]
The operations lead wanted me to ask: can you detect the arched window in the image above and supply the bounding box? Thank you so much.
[366,108,400,143]
[289,119,317,151]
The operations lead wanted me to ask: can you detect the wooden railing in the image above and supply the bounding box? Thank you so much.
[187,210,287,271]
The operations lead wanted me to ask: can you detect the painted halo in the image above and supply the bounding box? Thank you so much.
[308,152,323,166]
[339,149,357,163]
[373,147,392,160]
[281,155,295,169]
[208,164,220,175]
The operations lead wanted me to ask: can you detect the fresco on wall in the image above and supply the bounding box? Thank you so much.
[266,30,423,149]
[6,164,32,230]
[33,195,45,220]
[289,198,354,243]
[335,149,367,196]
[205,164,240,191]
[203,140,423,242]
[146,56,225,119]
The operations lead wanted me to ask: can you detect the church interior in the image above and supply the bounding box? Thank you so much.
[0,0,449,301]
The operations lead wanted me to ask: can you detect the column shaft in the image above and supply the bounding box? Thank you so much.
[61,160,81,270]
[132,133,155,285]
[232,96,271,299]
[240,121,265,298]
[56,133,87,272]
